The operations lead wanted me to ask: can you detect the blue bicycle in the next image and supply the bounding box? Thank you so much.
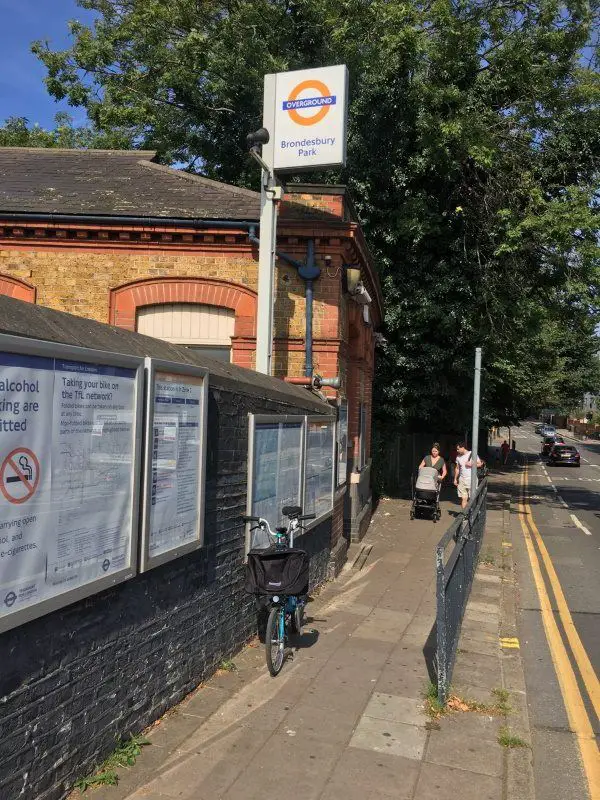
[243,506,314,676]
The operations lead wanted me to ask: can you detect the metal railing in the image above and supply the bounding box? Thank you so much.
[435,478,488,704]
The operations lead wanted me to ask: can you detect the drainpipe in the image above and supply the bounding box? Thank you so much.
[248,229,321,380]
[297,240,320,378]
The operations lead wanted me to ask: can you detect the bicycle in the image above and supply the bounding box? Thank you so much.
[243,505,315,676]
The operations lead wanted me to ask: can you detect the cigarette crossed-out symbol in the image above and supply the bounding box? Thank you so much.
[0,448,40,504]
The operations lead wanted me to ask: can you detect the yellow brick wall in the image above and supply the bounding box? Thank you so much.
[0,247,343,343]
[0,247,257,323]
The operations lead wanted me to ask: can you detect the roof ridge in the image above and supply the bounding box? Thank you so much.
[138,160,259,200]
[0,147,156,158]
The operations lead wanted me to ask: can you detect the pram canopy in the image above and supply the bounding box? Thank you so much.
[415,466,439,492]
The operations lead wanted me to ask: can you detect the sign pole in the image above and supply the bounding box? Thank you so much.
[255,75,277,375]
[471,347,482,498]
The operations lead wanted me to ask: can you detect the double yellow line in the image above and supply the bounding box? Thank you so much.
[518,463,600,798]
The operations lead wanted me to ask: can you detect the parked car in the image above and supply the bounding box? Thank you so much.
[541,435,564,456]
[535,424,544,434]
[547,444,580,467]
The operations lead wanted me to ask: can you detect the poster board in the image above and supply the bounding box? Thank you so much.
[246,414,305,554]
[0,334,143,634]
[336,401,348,487]
[139,359,208,572]
[304,416,336,521]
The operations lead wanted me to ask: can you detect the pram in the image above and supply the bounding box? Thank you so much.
[410,466,442,521]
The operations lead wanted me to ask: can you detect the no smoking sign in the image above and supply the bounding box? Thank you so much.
[0,448,40,504]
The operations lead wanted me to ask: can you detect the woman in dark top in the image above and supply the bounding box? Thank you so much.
[419,443,447,481]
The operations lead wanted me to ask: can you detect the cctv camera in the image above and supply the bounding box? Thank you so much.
[246,127,270,149]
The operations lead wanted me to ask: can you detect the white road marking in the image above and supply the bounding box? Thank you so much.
[570,514,592,536]
[557,495,569,509]
[582,458,589,464]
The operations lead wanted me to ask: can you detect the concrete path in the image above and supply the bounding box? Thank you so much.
[81,474,533,800]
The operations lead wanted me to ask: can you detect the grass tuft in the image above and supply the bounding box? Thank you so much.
[75,734,150,792]
[491,687,511,714]
[219,659,237,672]
[423,681,446,719]
[498,726,528,748]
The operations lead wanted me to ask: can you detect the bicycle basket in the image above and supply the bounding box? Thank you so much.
[245,547,309,596]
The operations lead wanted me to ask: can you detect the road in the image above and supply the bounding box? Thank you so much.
[508,422,600,800]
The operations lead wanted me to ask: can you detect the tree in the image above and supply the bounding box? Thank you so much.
[31,0,600,429]
[0,113,131,149]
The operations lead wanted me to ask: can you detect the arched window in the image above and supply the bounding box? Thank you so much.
[137,303,235,362]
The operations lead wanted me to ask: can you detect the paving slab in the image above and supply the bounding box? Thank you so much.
[425,728,504,777]
[350,714,427,759]
[323,748,420,798]
[362,692,426,727]
[413,761,503,800]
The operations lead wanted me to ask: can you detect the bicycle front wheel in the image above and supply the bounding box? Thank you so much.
[265,605,286,676]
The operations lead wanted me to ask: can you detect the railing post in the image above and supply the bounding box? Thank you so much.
[436,542,448,704]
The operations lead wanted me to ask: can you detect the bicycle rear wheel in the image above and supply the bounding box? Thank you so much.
[265,605,285,676]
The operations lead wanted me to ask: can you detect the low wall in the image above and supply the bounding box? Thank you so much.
[0,296,334,800]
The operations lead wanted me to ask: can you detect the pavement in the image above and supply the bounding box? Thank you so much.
[76,468,534,800]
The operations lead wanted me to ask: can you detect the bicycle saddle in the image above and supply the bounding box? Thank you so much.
[282,505,302,518]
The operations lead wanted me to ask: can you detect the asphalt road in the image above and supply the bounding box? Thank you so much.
[507,422,599,800]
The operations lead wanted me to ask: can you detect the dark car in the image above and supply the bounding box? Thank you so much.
[541,435,564,456]
[547,444,580,467]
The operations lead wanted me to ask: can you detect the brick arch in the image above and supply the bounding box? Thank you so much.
[0,273,36,303]
[109,277,257,338]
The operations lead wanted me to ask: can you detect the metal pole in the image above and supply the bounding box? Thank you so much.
[255,75,277,375]
[471,348,482,498]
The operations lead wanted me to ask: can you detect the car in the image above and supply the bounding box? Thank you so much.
[535,423,545,434]
[541,435,564,456]
[547,444,580,467]
[539,424,557,437]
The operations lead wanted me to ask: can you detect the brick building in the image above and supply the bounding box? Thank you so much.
[0,147,382,545]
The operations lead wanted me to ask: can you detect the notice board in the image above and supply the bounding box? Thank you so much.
[140,359,208,571]
[0,334,143,634]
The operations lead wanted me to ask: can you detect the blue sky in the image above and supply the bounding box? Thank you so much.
[0,0,93,127]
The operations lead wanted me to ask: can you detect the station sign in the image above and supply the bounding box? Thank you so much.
[269,64,348,172]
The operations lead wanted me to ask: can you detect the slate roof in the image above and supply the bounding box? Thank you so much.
[0,148,262,220]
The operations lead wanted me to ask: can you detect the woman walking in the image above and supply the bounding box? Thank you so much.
[419,443,447,482]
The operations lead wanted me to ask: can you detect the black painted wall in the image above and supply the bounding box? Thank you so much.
[0,296,334,800]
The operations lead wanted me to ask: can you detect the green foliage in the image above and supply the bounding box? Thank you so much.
[0,113,130,149]
[498,726,529,748]
[25,0,600,428]
[74,733,150,792]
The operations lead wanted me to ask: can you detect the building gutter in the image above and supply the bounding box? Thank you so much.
[0,212,259,230]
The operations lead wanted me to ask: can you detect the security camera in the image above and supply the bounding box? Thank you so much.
[246,127,270,149]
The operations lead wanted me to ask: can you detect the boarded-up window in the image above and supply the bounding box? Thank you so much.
[137,303,234,362]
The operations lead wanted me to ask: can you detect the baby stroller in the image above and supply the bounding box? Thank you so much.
[410,466,442,521]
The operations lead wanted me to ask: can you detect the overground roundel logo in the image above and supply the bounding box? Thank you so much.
[283,80,337,126]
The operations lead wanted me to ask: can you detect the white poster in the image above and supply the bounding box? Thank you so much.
[0,352,137,624]
[148,373,203,557]
[271,64,348,171]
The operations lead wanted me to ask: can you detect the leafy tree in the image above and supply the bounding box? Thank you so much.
[0,113,131,149]
[30,0,600,429]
